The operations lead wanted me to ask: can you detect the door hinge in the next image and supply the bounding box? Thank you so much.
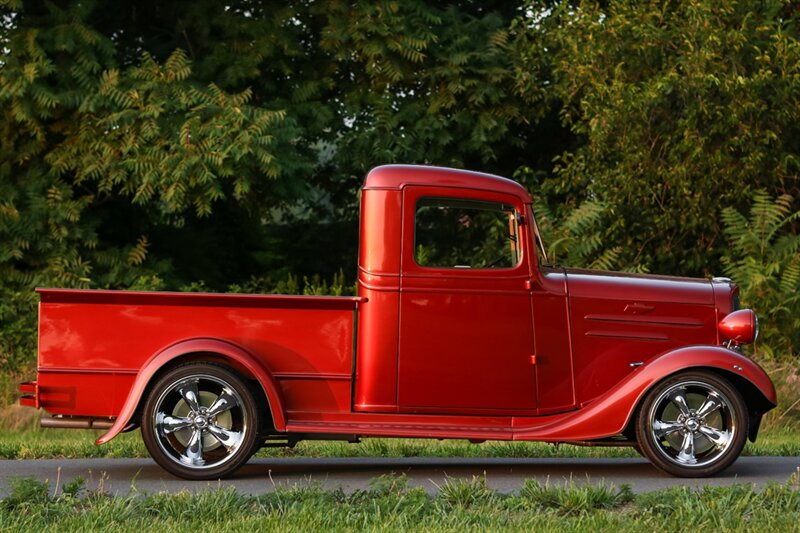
[524,279,532,290]
[530,355,537,365]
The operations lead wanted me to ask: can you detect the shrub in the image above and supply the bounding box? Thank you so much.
[721,190,800,359]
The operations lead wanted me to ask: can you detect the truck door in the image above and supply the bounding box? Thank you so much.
[397,186,537,414]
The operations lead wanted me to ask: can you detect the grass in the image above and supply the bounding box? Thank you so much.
[0,424,798,461]
[0,473,799,532]
[1,365,798,531]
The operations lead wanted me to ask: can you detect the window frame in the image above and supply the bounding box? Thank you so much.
[400,186,530,278]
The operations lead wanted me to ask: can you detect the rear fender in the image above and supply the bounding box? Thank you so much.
[96,338,285,445]
[514,346,776,441]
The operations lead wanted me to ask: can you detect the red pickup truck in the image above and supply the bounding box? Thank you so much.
[20,165,775,479]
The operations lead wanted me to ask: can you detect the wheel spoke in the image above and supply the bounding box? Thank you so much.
[207,388,239,418]
[158,414,192,435]
[183,428,205,466]
[699,426,731,449]
[206,423,243,451]
[677,431,696,464]
[653,419,683,440]
[668,389,692,418]
[696,393,723,419]
[178,380,201,412]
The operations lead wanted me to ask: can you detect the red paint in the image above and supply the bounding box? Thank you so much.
[22,164,776,461]
[96,338,288,444]
[719,309,758,344]
[396,184,536,413]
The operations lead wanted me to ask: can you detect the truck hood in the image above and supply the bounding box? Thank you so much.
[562,267,718,405]
[563,267,714,305]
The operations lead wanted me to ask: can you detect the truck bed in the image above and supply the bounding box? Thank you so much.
[33,289,362,421]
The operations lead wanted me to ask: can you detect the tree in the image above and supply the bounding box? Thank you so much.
[0,1,301,369]
[524,0,800,275]
[1,1,553,369]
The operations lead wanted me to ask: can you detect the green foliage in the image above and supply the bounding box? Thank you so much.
[59,477,86,500]
[520,480,633,515]
[0,2,301,370]
[0,291,38,372]
[721,191,800,357]
[436,476,495,508]
[48,49,289,218]
[302,269,354,296]
[319,1,540,177]
[533,197,628,271]
[636,484,800,524]
[225,270,355,297]
[367,473,411,497]
[1,477,51,510]
[0,1,536,370]
[526,0,800,276]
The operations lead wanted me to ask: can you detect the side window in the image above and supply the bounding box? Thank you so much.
[414,197,521,269]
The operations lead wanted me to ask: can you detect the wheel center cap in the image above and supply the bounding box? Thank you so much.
[686,418,700,431]
[194,416,209,429]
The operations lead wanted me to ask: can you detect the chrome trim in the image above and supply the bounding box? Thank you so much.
[723,340,743,353]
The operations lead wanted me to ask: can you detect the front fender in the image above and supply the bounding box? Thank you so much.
[514,346,776,441]
[637,345,777,406]
[96,337,286,445]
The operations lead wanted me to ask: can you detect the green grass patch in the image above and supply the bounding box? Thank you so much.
[0,428,148,460]
[1,474,799,532]
[742,427,800,456]
[0,428,642,460]
[0,425,797,460]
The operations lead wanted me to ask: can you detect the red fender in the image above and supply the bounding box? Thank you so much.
[96,338,286,445]
[514,346,776,441]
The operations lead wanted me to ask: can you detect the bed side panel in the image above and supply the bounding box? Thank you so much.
[37,296,355,418]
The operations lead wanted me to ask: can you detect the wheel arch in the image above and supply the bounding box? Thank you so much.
[624,360,776,443]
[96,338,286,445]
[690,366,774,442]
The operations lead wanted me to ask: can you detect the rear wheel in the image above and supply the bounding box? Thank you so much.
[141,363,260,480]
[636,370,747,477]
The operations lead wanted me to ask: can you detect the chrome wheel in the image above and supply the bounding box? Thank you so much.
[648,381,735,467]
[142,364,260,479]
[636,371,747,477]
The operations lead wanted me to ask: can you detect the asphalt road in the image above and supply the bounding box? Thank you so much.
[1,456,798,497]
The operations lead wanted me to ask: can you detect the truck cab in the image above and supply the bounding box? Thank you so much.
[356,165,570,415]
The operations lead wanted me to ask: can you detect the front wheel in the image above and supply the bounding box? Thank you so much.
[141,363,260,480]
[636,371,748,477]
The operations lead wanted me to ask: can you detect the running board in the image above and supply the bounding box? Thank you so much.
[285,421,513,440]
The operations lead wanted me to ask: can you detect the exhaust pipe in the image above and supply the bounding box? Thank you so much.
[40,416,115,430]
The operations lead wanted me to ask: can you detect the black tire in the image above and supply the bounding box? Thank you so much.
[635,370,748,477]
[141,363,260,480]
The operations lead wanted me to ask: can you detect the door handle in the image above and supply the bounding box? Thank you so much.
[624,303,655,314]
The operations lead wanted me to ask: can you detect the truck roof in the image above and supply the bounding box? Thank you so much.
[363,165,533,202]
